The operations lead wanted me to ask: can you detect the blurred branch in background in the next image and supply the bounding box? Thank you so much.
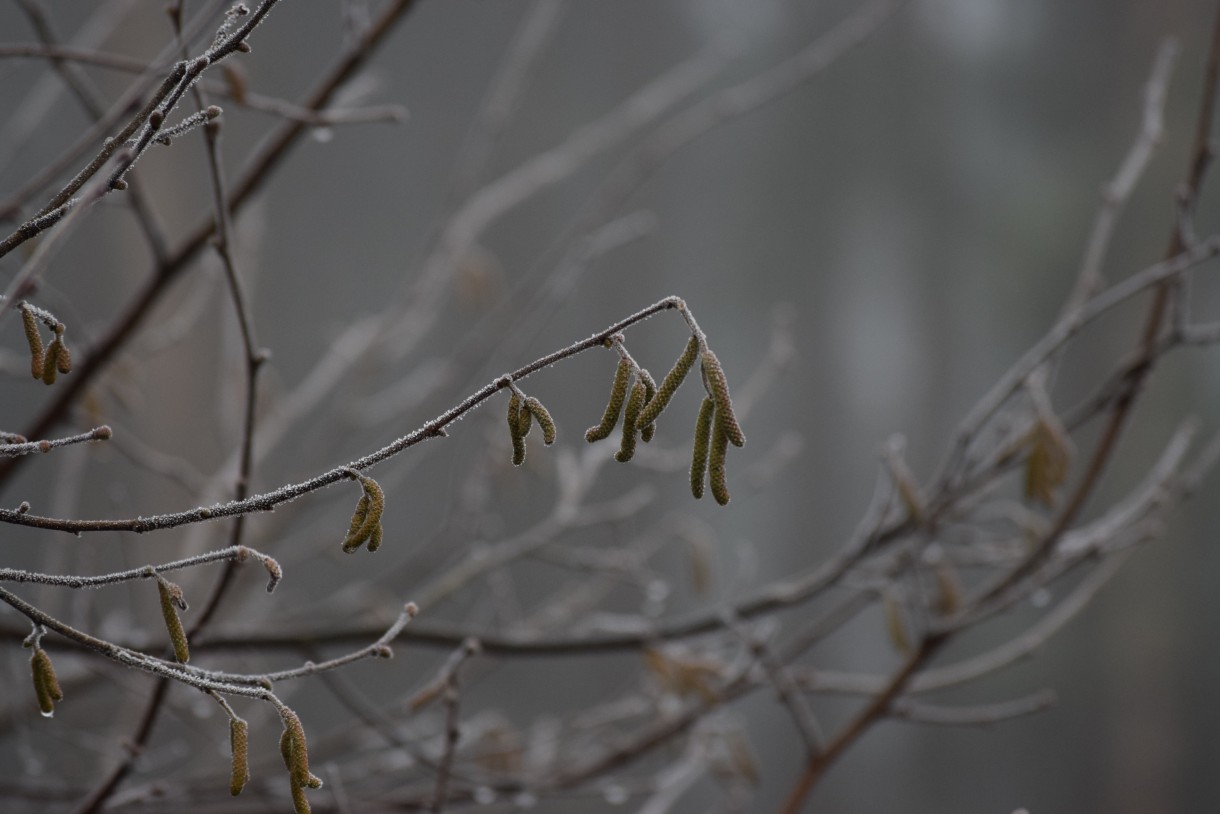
[1,2,1219,813]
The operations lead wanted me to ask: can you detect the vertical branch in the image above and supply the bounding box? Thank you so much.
[425,640,479,814]
[182,34,267,635]
[975,7,1220,607]
[779,635,945,814]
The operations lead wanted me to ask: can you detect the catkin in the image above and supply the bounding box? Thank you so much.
[157,579,190,663]
[516,394,533,439]
[708,408,731,505]
[229,718,250,796]
[290,782,312,814]
[41,338,61,385]
[280,707,321,790]
[690,397,715,499]
[615,379,646,463]
[21,306,43,380]
[507,392,527,466]
[638,368,658,442]
[54,339,71,374]
[341,475,384,552]
[700,349,745,447]
[636,335,699,429]
[341,494,370,553]
[30,648,62,715]
[585,357,632,442]
[524,396,556,445]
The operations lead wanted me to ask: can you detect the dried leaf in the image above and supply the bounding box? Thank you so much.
[932,559,962,616]
[1024,416,1072,507]
[883,592,911,655]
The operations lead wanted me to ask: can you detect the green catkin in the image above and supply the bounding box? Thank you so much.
[367,524,383,553]
[636,335,699,429]
[638,368,658,442]
[690,397,715,499]
[701,349,745,447]
[585,357,632,442]
[157,579,190,663]
[615,379,647,463]
[507,392,527,466]
[41,338,61,385]
[516,394,533,439]
[524,396,556,445]
[30,648,62,715]
[708,408,731,505]
[290,782,312,814]
[21,306,43,379]
[279,726,294,773]
[54,337,71,374]
[230,718,250,796]
[341,474,384,552]
[342,494,370,552]
[280,707,320,791]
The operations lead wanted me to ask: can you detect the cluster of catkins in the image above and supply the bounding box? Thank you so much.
[584,333,745,504]
[20,303,71,385]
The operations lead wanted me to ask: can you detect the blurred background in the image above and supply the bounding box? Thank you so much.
[2,0,1220,811]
